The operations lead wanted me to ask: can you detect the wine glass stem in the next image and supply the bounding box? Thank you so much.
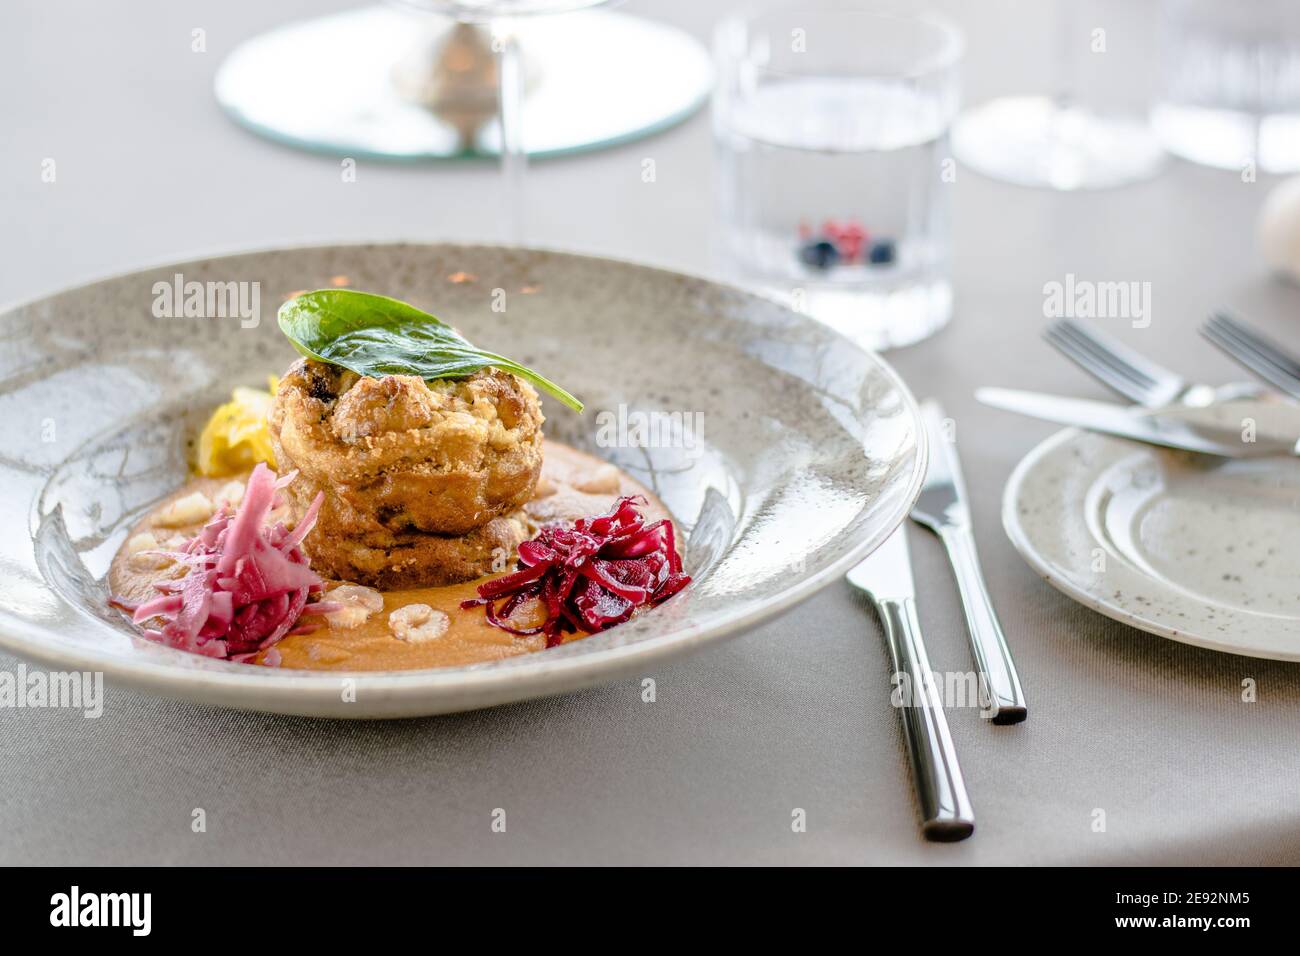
[1054,0,1084,109]
[494,18,526,243]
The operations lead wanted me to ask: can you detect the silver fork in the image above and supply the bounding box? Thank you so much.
[1201,312,1300,402]
[1043,318,1219,408]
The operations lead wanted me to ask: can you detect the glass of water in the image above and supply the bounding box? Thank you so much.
[713,5,963,351]
[1152,0,1300,173]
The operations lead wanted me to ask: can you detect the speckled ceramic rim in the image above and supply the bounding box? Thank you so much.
[1002,426,1300,662]
[0,240,929,716]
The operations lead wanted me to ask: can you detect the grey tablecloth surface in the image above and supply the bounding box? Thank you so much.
[3,0,1300,866]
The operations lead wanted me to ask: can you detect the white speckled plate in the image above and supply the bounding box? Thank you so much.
[1004,401,1300,661]
[0,243,925,717]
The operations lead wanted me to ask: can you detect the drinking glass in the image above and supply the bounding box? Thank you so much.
[713,5,963,351]
[1152,0,1300,173]
[953,1,1165,190]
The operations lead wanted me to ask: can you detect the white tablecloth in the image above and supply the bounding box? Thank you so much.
[3,0,1300,865]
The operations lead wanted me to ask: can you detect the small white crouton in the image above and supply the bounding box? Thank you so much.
[126,532,172,571]
[215,480,245,508]
[152,491,213,528]
[388,603,450,643]
[323,584,385,629]
[572,464,621,495]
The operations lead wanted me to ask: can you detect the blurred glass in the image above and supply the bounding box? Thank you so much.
[713,5,963,351]
[1153,0,1300,173]
[953,1,1165,190]
[391,0,614,240]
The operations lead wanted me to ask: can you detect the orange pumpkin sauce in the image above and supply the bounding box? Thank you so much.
[109,442,673,671]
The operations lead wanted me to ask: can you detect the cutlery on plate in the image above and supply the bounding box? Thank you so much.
[1202,311,1300,402]
[1045,317,1217,407]
[848,526,975,842]
[911,401,1027,725]
[975,386,1300,458]
[1045,317,1261,408]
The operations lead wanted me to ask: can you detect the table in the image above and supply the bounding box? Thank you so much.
[4,0,1300,865]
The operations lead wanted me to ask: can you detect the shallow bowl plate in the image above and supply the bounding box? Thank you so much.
[0,243,925,716]
[1003,405,1300,661]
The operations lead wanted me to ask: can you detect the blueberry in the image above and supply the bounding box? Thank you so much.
[799,239,839,270]
[868,239,896,265]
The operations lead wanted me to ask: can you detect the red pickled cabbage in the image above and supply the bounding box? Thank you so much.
[461,495,690,647]
[111,463,327,663]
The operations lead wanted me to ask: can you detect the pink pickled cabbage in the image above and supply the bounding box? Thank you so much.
[461,496,690,647]
[111,463,329,663]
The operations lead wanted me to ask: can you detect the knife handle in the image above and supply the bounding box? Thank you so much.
[938,525,1028,724]
[877,596,975,842]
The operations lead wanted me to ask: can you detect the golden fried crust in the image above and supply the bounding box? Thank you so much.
[269,359,543,587]
[300,507,533,590]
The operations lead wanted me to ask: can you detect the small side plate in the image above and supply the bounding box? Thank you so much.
[1003,403,1300,661]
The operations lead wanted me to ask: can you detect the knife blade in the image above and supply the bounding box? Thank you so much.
[911,401,1026,724]
[975,387,1300,458]
[847,527,975,841]
[912,400,968,530]
[847,520,916,602]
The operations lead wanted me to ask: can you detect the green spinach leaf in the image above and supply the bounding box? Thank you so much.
[277,289,582,412]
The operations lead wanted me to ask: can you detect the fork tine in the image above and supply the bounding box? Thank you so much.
[1044,326,1152,403]
[1054,318,1184,390]
[1202,316,1300,400]
[1044,319,1172,405]
[1209,312,1300,380]
[1203,315,1300,388]
[1049,321,1158,389]
[1201,323,1276,392]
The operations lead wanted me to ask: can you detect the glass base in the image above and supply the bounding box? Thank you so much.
[1152,102,1300,174]
[953,96,1165,190]
[767,279,952,352]
[213,5,712,160]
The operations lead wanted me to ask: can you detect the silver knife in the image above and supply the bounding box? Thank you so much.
[847,526,975,841]
[976,387,1300,458]
[911,401,1027,725]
